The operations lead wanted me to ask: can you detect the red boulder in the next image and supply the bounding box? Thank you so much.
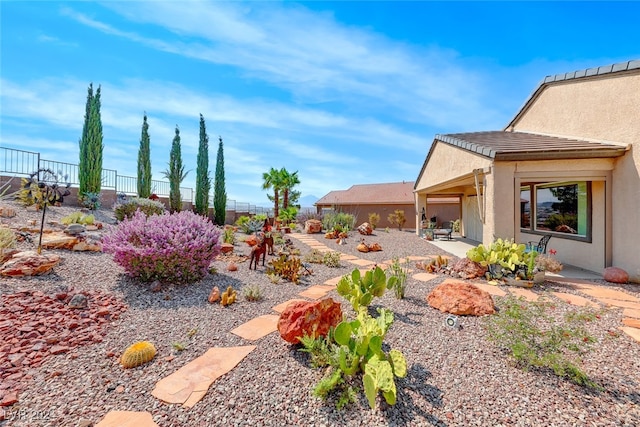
[278,298,342,344]
[427,282,495,316]
[304,219,323,234]
[603,267,629,284]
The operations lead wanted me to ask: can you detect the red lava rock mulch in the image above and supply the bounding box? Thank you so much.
[0,289,127,409]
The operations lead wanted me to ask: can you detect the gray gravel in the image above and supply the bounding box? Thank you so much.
[1,204,640,427]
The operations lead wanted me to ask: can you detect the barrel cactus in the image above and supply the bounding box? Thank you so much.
[120,341,157,368]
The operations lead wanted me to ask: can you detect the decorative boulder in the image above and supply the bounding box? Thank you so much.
[603,267,629,284]
[357,242,369,253]
[304,219,323,234]
[368,242,382,252]
[278,298,342,344]
[357,222,373,235]
[450,258,488,279]
[220,243,234,254]
[0,250,61,277]
[427,282,495,316]
[208,286,220,303]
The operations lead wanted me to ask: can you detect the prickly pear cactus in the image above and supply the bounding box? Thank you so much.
[120,341,156,368]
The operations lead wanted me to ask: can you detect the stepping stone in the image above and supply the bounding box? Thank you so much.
[340,254,359,260]
[348,258,376,266]
[406,255,430,261]
[412,272,438,282]
[230,315,279,341]
[551,292,600,307]
[272,299,309,313]
[622,318,640,328]
[620,327,640,343]
[623,308,640,319]
[298,285,335,300]
[152,346,255,408]
[544,278,600,289]
[577,288,640,303]
[508,288,539,302]
[594,298,640,310]
[323,276,342,287]
[96,411,158,427]
[471,282,507,297]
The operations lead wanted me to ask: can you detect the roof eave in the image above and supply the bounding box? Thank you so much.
[494,149,627,161]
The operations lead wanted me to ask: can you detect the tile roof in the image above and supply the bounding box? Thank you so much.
[435,131,628,161]
[316,181,415,205]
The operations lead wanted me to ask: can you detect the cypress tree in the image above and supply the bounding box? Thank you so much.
[213,136,227,225]
[137,113,152,198]
[162,126,188,213]
[78,83,103,199]
[195,114,210,216]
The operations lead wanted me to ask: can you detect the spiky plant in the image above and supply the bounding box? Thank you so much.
[120,341,156,368]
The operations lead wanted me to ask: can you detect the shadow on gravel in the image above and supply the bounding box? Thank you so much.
[387,363,447,426]
[112,273,246,309]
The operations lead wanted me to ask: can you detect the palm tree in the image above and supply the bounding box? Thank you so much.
[262,167,284,220]
[280,168,300,210]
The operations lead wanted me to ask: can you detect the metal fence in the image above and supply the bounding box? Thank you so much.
[1,146,267,210]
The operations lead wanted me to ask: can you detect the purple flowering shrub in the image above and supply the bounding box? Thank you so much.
[102,210,222,284]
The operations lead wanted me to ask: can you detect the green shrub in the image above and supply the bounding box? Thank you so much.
[304,249,324,264]
[336,267,397,312]
[387,257,409,299]
[323,251,341,268]
[114,197,166,222]
[323,211,356,233]
[61,212,95,225]
[368,212,380,229]
[222,227,236,244]
[484,295,600,388]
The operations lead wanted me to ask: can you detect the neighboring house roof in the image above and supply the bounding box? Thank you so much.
[506,59,640,130]
[316,181,415,206]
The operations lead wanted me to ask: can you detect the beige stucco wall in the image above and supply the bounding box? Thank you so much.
[415,142,491,191]
[510,71,640,280]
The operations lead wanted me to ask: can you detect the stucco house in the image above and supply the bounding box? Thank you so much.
[414,60,639,281]
[316,181,418,229]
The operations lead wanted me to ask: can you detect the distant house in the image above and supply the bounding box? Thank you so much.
[316,181,419,229]
[415,60,639,280]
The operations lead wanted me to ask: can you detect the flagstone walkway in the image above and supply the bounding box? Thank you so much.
[96,231,640,425]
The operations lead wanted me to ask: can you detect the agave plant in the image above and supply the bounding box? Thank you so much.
[23,169,71,254]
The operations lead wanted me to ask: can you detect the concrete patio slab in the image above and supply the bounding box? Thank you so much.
[412,272,438,282]
[323,276,342,286]
[298,285,335,299]
[593,298,640,310]
[622,318,640,328]
[348,258,376,266]
[340,254,359,260]
[576,287,640,303]
[508,288,539,302]
[96,411,159,427]
[551,292,600,307]
[623,308,640,319]
[230,315,280,341]
[152,346,255,408]
[620,327,640,343]
[471,282,508,297]
[272,299,309,313]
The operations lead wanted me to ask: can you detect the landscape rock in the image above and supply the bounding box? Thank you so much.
[40,232,79,249]
[357,242,369,253]
[65,223,86,235]
[603,266,629,284]
[220,243,234,254]
[68,294,89,309]
[357,222,373,235]
[427,282,495,316]
[208,286,220,303]
[368,242,382,252]
[0,206,16,218]
[450,258,488,279]
[304,219,323,234]
[0,251,61,277]
[278,298,342,344]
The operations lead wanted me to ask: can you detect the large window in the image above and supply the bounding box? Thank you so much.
[520,181,590,240]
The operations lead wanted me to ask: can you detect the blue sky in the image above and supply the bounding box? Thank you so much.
[1,1,639,207]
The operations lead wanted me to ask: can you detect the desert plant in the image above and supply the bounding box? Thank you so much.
[368,212,380,229]
[0,228,16,255]
[172,342,186,352]
[452,219,461,233]
[336,267,397,312]
[323,211,356,233]
[388,257,409,299]
[79,191,101,211]
[323,251,341,268]
[221,286,237,306]
[222,227,236,244]
[278,206,298,225]
[114,197,166,222]
[61,212,95,225]
[467,238,527,279]
[267,272,281,284]
[484,295,600,388]
[102,210,222,284]
[243,285,264,302]
[387,209,406,231]
[304,249,325,264]
[536,254,563,273]
[266,254,303,284]
[120,341,156,368]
